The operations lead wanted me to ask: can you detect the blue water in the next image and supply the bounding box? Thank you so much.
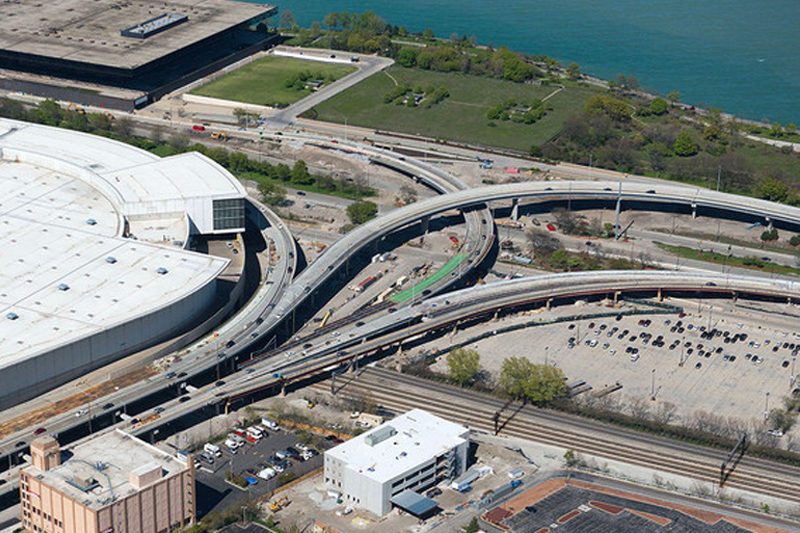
[243,0,800,124]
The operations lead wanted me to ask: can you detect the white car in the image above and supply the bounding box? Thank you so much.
[258,468,276,480]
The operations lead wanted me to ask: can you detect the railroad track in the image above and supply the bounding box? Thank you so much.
[308,367,800,505]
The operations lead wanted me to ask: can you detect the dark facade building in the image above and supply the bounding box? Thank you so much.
[0,0,279,109]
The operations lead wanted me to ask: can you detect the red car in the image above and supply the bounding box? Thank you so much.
[546,223,556,232]
[246,435,258,443]
[192,125,205,132]
[233,429,246,438]
[33,428,46,436]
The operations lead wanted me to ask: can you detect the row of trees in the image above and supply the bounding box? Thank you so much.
[445,348,567,405]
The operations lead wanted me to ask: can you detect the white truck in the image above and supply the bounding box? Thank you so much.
[261,417,279,430]
[204,443,222,457]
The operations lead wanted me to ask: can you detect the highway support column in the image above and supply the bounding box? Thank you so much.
[510,198,519,222]
[421,215,430,234]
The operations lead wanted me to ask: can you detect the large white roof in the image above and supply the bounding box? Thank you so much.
[0,119,239,369]
[326,409,469,483]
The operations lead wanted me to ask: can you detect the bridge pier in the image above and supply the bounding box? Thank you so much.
[613,291,621,304]
[545,298,553,311]
[691,203,697,219]
[510,198,519,222]
[657,288,663,301]
[280,382,287,397]
[421,215,430,234]
[766,217,773,230]
[731,291,737,305]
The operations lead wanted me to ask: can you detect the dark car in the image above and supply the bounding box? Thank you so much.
[215,380,226,387]
[33,427,46,436]
[179,396,190,403]
[426,488,442,498]
[102,402,115,410]
[15,441,25,448]
[177,372,187,378]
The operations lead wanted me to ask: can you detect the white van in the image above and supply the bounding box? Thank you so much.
[224,440,239,453]
[204,443,222,457]
[258,468,276,480]
[247,426,264,439]
[261,417,279,430]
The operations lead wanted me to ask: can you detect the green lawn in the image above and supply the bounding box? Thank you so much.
[311,66,599,152]
[191,56,356,107]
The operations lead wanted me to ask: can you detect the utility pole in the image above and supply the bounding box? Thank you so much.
[716,165,722,192]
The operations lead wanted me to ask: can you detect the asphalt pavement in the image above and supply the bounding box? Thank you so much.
[195,427,327,517]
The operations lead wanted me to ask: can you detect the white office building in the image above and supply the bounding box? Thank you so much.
[324,409,469,516]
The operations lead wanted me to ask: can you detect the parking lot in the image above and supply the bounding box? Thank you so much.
[425,299,800,433]
[194,424,330,517]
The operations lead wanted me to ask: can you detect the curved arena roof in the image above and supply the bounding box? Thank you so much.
[0,119,243,394]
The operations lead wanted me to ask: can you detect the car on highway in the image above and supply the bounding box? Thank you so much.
[546,223,556,231]
[33,428,46,436]
[102,402,115,410]
[15,441,25,448]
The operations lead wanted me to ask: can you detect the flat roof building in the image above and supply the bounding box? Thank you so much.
[20,430,195,533]
[0,0,278,109]
[0,119,246,408]
[324,409,469,517]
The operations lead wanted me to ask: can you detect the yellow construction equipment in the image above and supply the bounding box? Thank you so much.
[269,496,291,512]
[67,103,86,115]
[211,131,227,140]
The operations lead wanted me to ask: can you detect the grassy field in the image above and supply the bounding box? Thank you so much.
[654,242,800,276]
[191,56,356,106]
[311,66,598,151]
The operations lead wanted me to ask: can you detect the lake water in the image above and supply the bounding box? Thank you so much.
[242,0,800,124]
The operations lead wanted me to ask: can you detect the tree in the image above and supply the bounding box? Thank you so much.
[291,160,313,185]
[761,228,778,242]
[565,62,581,79]
[526,228,561,258]
[397,47,418,67]
[672,131,697,156]
[790,235,800,247]
[499,357,566,404]
[423,27,435,40]
[398,184,418,204]
[278,9,296,29]
[346,200,378,224]
[760,176,788,202]
[649,97,668,115]
[310,21,322,37]
[463,517,480,533]
[258,181,286,206]
[552,208,579,234]
[323,12,339,29]
[666,91,681,103]
[446,348,481,386]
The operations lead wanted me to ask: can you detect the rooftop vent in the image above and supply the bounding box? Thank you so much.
[57,284,70,291]
[106,257,117,264]
[86,218,97,226]
[156,267,168,275]
[365,425,397,447]
[6,312,19,320]
[121,13,188,39]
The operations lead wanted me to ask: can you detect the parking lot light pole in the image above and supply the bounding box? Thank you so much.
[650,369,656,401]
[764,391,770,421]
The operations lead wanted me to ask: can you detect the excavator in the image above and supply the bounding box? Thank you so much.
[269,496,291,512]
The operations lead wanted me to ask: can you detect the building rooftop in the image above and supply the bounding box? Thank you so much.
[0,118,242,369]
[0,0,275,70]
[24,430,188,510]
[326,409,469,483]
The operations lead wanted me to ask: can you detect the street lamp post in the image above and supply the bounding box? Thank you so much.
[764,391,770,421]
[650,368,656,400]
